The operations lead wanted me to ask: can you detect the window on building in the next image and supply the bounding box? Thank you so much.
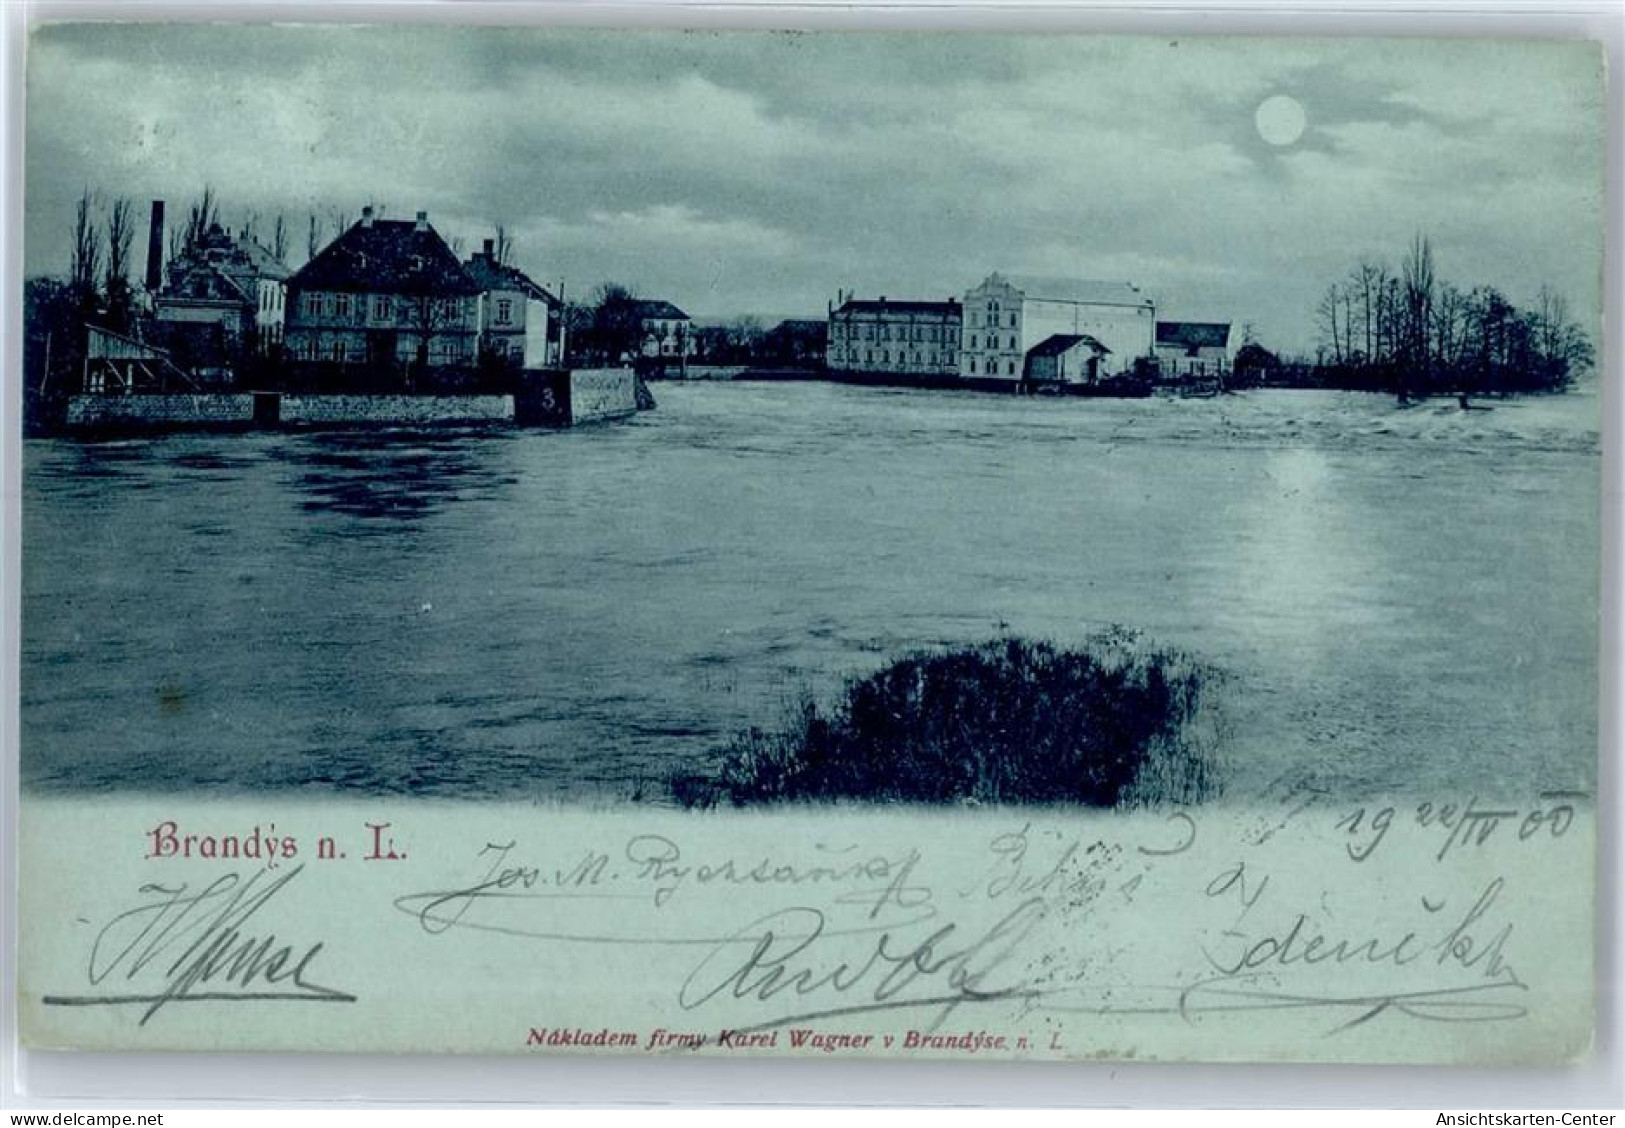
[374,296,390,321]
[1007,361,1016,375]
[1009,313,1017,328]
[882,350,890,363]
[969,358,977,374]
[332,340,347,364]
[497,299,513,325]
[970,335,978,349]
[1009,335,1018,350]
[334,294,351,319]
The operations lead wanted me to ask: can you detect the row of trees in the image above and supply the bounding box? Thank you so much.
[1315,235,1594,399]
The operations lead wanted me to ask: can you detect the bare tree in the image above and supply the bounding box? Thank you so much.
[492,224,513,266]
[70,188,102,294]
[306,214,324,262]
[1401,232,1436,387]
[1432,282,1471,375]
[1349,260,1385,361]
[181,186,219,254]
[103,196,136,330]
[1316,282,1346,364]
[405,295,470,381]
[271,214,289,263]
[1530,284,1593,388]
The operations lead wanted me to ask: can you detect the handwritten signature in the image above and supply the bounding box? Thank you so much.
[43,864,355,1025]
[386,826,1553,1040]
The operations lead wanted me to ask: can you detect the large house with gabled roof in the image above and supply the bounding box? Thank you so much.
[284,207,481,373]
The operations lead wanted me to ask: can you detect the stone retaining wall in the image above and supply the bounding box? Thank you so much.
[279,394,513,427]
[65,374,642,437]
[65,394,256,431]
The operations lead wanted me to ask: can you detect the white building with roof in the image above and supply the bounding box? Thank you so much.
[960,273,1156,381]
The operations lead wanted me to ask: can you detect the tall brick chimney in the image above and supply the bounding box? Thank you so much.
[414,210,428,232]
[360,205,375,228]
[145,200,165,292]
[482,237,494,259]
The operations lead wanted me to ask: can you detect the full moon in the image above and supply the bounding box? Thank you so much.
[1255,94,1307,147]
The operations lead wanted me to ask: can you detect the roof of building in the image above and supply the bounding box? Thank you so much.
[833,298,962,317]
[1156,321,1232,350]
[462,252,559,306]
[232,236,292,282]
[289,217,481,298]
[623,298,691,321]
[983,273,1153,309]
[1027,333,1111,357]
[158,261,255,308]
[159,223,290,304]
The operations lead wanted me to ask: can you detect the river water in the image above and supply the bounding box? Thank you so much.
[21,383,1600,802]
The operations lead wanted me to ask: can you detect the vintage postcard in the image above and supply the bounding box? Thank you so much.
[14,25,1605,1063]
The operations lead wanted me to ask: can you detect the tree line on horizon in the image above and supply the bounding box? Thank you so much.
[1309,234,1594,400]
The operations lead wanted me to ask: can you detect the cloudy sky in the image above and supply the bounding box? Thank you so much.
[25,24,1605,352]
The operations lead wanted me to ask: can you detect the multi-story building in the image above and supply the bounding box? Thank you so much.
[284,207,481,372]
[960,273,1155,381]
[627,300,695,359]
[825,296,962,378]
[152,216,290,354]
[1154,321,1234,377]
[462,239,563,369]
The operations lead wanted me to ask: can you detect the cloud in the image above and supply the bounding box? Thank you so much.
[23,25,1606,350]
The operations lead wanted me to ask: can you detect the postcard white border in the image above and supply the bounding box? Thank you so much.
[2,0,1620,1110]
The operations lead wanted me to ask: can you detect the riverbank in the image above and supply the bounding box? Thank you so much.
[651,364,1155,397]
[53,369,649,437]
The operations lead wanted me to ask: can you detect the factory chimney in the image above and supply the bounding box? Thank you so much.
[145,200,165,292]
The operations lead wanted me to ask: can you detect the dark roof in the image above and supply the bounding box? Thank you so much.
[834,298,961,317]
[462,253,559,305]
[289,218,480,298]
[1156,321,1231,350]
[624,299,690,321]
[1027,333,1110,357]
[159,261,254,308]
